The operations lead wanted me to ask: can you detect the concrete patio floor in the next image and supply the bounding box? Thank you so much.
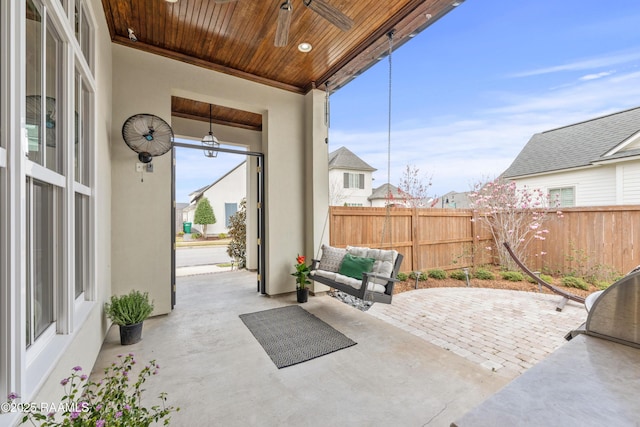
[93,271,512,426]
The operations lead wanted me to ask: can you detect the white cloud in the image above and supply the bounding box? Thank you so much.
[509,51,640,78]
[579,71,614,81]
[331,69,640,196]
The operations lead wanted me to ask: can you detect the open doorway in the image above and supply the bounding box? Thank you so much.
[170,97,265,308]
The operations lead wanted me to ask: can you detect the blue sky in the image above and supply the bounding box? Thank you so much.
[175,0,640,203]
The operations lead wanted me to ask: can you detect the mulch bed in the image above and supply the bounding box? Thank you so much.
[393,268,597,299]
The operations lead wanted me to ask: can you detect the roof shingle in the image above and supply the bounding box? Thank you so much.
[503,107,640,178]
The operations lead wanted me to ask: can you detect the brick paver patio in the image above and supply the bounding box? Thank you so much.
[368,287,588,378]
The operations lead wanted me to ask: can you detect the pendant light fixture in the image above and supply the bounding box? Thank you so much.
[202,104,219,158]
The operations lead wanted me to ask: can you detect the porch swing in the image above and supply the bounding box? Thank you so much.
[309,31,404,305]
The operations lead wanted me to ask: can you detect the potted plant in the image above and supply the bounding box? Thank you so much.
[105,290,154,345]
[292,255,311,303]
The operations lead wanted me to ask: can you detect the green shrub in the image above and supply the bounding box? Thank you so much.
[561,276,590,291]
[104,290,154,326]
[396,272,408,281]
[408,271,427,281]
[595,281,611,291]
[192,232,202,239]
[449,270,467,281]
[427,269,447,280]
[474,268,495,280]
[227,199,247,268]
[525,273,554,284]
[541,273,554,282]
[501,271,524,282]
[217,233,227,239]
[177,231,185,237]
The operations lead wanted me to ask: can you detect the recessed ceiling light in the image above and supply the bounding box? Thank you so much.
[298,42,312,53]
[166,0,178,3]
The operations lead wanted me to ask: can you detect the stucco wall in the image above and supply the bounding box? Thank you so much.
[111,44,314,301]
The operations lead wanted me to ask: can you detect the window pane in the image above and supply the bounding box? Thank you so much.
[80,4,91,62]
[45,16,62,172]
[74,0,80,42]
[75,193,88,298]
[225,203,237,228]
[561,188,575,207]
[26,0,43,165]
[31,179,55,341]
[26,3,63,172]
[26,179,32,346]
[75,74,90,184]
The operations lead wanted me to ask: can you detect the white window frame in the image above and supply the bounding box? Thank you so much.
[344,172,364,189]
[548,186,575,208]
[0,0,97,410]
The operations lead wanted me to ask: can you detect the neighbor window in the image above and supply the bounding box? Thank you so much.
[225,203,237,228]
[549,187,575,207]
[343,173,364,189]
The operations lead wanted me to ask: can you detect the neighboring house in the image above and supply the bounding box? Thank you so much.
[368,183,403,207]
[328,146,377,206]
[438,191,471,209]
[503,107,640,207]
[185,161,246,236]
[175,202,189,232]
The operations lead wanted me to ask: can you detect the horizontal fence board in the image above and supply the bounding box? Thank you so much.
[328,205,640,276]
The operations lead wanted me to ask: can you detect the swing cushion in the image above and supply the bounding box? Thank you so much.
[339,254,376,280]
[347,246,398,285]
[317,244,347,272]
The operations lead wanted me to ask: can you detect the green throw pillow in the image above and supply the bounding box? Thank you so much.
[339,254,376,280]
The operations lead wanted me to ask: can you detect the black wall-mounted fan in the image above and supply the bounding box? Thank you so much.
[121,114,173,163]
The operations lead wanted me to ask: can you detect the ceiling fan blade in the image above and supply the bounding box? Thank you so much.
[275,1,293,47]
[303,0,353,31]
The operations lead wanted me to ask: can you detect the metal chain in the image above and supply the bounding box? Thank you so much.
[380,31,394,250]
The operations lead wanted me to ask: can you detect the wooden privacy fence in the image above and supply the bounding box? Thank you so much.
[328,205,640,276]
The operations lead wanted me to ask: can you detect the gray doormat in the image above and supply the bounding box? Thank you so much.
[239,305,357,369]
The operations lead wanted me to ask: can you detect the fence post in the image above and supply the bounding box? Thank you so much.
[412,207,419,272]
[471,210,479,268]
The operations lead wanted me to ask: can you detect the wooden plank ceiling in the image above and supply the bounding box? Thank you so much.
[102,0,463,129]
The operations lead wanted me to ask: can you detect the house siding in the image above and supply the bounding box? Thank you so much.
[186,162,246,236]
[513,166,617,207]
[329,167,373,206]
[622,162,640,204]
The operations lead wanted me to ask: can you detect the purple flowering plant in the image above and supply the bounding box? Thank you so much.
[5,353,178,426]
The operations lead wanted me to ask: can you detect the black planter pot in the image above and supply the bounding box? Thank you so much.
[296,288,309,303]
[119,322,143,345]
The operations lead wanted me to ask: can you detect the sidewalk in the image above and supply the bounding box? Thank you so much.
[368,287,588,378]
[176,264,234,277]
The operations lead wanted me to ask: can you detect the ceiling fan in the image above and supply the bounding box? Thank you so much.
[214,0,353,47]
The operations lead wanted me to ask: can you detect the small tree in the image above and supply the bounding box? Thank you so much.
[397,164,433,208]
[468,177,560,270]
[227,198,246,268]
[194,197,216,237]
